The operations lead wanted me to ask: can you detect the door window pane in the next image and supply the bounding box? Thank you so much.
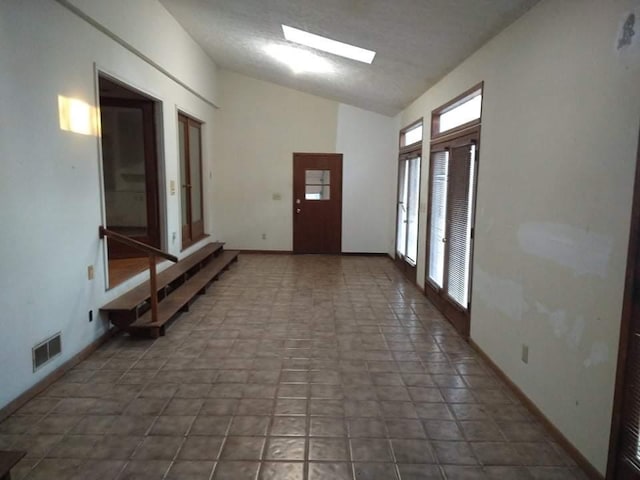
[406,156,421,265]
[396,161,408,256]
[305,170,330,185]
[428,151,449,287]
[179,120,188,228]
[305,185,330,200]
[305,169,330,200]
[189,124,202,222]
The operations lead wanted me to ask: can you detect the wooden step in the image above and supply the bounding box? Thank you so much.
[128,250,239,337]
[101,242,224,318]
[0,450,25,480]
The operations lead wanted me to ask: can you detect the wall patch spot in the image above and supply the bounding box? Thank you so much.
[474,267,527,321]
[518,223,612,278]
[618,13,636,50]
[584,342,609,368]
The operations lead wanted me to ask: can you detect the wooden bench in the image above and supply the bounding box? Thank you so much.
[101,242,238,337]
[128,250,239,337]
[0,451,25,480]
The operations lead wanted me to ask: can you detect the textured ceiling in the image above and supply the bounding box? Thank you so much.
[161,0,540,116]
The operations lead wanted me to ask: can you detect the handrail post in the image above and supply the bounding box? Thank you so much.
[149,254,158,325]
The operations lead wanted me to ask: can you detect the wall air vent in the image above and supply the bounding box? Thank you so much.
[33,332,62,371]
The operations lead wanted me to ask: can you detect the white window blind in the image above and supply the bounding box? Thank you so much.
[428,151,449,287]
[445,144,475,307]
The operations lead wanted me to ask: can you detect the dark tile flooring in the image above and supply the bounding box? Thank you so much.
[0,255,589,479]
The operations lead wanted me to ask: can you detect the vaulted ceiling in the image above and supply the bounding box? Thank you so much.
[161,0,540,116]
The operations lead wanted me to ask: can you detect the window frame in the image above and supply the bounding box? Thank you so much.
[431,82,483,141]
[178,112,206,250]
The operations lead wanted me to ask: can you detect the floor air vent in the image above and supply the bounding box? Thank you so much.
[33,333,62,371]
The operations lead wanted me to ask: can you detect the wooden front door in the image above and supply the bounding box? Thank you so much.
[293,153,343,254]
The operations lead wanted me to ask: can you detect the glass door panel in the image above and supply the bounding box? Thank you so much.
[445,144,473,308]
[189,124,202,224]
[428,151,449,288]
[179,119,188,230]
[396,160,408,257]
[406,156,421,265]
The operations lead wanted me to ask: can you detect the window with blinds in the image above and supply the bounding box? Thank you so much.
[395,118,423,280]
[425,84,481,337]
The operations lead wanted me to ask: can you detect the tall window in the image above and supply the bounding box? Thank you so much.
[395,119,422,282]
[178,113,204,249]
[425,84,482,337]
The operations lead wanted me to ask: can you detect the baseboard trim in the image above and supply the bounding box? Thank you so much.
[0,327,117,423]
[468,339,603,480]
[235,250,392,256]
[235,249,293,254]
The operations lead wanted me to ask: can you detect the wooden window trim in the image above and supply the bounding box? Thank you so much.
[431,82,483,141]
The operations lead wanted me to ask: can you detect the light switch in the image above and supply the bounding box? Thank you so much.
[87,265,94,280]
[169,180,176,195]
[272,193,282,201]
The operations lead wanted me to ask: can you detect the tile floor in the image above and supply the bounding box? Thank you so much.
[0,255,588,479]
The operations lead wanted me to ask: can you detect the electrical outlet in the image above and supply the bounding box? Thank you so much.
[87,265,94,280]
[521,344,529,364]
[261,233,267,240]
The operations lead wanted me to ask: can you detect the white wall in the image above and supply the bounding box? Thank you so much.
[0,0,218,409]
[66,0,219,106]
[214,70,398,252]
[400,0,640,472]
[337,104,399,254]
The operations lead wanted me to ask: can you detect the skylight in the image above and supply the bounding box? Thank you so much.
[282,25,376,64]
